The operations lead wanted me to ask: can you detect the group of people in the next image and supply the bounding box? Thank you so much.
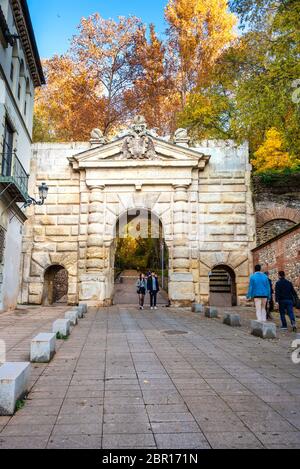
[136,272,160,310]
[247,265,299,331]
[135,265,299,328]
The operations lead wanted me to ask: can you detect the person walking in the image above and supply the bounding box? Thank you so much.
[147,272,160,310]
[275,271,298,332]
[265,272,274,320]
[136,273,147,310]
[247,265,271,322]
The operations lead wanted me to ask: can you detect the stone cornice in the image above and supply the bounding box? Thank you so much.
[69,136,210,172]
[10,0,45,87]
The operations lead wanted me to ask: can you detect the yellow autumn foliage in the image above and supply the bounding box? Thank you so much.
[252,128,296,173]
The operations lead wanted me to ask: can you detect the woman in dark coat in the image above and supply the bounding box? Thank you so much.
[136,273,147,310]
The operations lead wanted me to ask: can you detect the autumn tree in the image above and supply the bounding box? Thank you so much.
[165,0,237,108]
[252,128,298,173]
[70,14,145,135]
[33,55,106,142]
[34,15,147,141]
[176,0,300,171]
[124,24,179,134]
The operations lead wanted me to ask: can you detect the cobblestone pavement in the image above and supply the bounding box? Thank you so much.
[0,305,300,449]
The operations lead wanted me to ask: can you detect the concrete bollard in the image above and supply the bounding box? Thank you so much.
[65,310,78,326]
[223,312,241,327]
[79,304,88,315]
[53,319,71,337]
[251,320,277,339]
[76,305,85,318]
[68,307,82,319]
[205,307,219,318]
[192,303,205,313]
[30,333,56,363]
[0,362,31,415]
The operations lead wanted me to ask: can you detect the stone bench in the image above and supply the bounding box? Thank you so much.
[192,303,205,313]
[223,312,241,327]
[30,333,56,363]
[53,319,71,337]
[205,307,219,318]
[251,320,277,339]
[65,310,78,326]
[0,362,31,415]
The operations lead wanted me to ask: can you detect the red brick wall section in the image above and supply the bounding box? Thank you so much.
[253,225,300,296]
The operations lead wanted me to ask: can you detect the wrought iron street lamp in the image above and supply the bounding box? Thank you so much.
[24,182,49,208]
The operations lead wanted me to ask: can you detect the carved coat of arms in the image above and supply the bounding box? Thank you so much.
[121,116,157,160]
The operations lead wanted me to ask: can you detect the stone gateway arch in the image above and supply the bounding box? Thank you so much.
[20,117,256,308]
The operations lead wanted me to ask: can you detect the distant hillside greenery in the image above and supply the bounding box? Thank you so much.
[33,0,300,175]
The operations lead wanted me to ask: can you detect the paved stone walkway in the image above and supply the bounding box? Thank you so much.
[0,305,300,449]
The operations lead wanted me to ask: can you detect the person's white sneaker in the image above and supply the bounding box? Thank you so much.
[151,307,154,310]
[154,307,157,310]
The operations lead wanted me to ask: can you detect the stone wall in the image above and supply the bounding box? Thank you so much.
[253,224,300,296]
[19,124,256,307]
[253,174,300,245]
[19,142,89,306]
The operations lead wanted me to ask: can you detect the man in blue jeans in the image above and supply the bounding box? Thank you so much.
[275,271,298,332]
[147,272,160,310]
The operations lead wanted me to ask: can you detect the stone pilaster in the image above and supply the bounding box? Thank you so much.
[173,185,190,273]
[169,185,195,306]
[87,185,105,272]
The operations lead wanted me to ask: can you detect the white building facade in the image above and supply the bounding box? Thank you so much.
[0,0,44,311]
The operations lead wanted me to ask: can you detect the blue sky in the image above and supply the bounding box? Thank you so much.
[27,0,168,58]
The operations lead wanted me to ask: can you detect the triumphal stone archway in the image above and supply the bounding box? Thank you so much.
[20,116,256,307]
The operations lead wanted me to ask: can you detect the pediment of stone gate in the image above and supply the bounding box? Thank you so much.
[68,117,210,173]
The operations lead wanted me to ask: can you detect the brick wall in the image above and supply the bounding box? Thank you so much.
[253,224,300,296]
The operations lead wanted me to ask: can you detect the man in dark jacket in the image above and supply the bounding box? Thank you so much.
[147,272,160,310]
[275,271,298,332]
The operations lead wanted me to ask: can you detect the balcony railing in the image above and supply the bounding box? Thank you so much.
[0,151,29,202]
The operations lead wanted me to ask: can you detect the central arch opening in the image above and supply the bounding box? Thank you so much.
[112,209,169,306]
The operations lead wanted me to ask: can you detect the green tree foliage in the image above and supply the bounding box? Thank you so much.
[115,236,168,273]
[179,0,300,171]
